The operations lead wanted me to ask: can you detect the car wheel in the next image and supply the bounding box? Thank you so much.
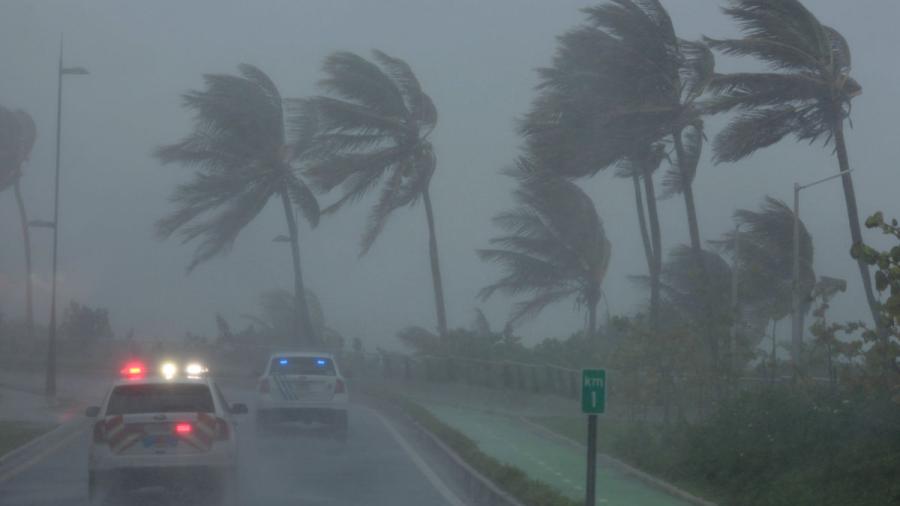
[215,468,239,506]
[333,410,349,441]
[88,471,113,506]
[255,410,270,434]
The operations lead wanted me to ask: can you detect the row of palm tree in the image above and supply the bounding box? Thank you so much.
[156,53,446,345]
[505,0,872,369]
[0,106,37,349]
[155,0,873,358]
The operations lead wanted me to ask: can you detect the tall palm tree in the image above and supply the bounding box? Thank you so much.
[520,1,715,333]
[704,0,877,330]
[304,50,447,336]
[478,161,611,339]
[525,1,715,256]
[0,106,37,349]
[155,64,321,345]
[712,196,816,362]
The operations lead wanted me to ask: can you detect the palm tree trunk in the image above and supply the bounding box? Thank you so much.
[422,188,448,337]
[674,130,721,387]
[672,132,702,255]
[13,181,34,350]
[770,319,778,384]
[586,294,598,342]
[632,173,654,275]
[642,171,662,333]
[279,190,317,345]
[833,121,882,334]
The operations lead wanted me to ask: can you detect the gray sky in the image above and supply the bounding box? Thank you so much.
[1,0,899,350]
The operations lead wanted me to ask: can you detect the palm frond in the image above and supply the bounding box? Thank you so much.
[660,123,702,199]
[285,176,320,227]
[712,106,798,163]
[319,51,408,119]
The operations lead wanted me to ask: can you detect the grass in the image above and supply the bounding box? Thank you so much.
[527,415,721,503]
[0,421,53,457]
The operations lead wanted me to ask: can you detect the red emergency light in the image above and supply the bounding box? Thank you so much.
[120,361,146,379]
[175,423,192,435]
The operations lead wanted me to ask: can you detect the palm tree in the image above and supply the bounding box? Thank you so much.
[478,161,611,340]
[0,106,37,349]
[704,0,877,330]
[520,1,715,333]
[155,64,321,345]
[525,1,715,256]
[712,196,816,363]
[304,50,447,336]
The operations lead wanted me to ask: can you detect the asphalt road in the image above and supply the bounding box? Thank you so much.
[0,387,464,506]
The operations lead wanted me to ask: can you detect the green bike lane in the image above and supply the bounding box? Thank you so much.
[423,403,692,506]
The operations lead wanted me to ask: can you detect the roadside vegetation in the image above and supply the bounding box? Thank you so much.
[0,420,53,457]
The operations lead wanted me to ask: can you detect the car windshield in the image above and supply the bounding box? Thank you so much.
[269,357,336,376]
[106,384,215,415]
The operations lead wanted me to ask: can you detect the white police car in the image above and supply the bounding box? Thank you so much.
[255,352,348,437]
[85,361,247,505]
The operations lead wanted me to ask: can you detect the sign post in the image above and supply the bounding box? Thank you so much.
[581,369,606,506]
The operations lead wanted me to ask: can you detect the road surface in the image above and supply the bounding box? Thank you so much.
[0,386,464,506]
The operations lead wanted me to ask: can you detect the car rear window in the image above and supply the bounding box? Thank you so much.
[106,384,215,415]
[269,356,336,376]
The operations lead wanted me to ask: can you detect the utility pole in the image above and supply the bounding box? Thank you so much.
[791,170,853,371]
[45,35,88,397]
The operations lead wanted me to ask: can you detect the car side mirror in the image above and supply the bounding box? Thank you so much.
[231,403,249,415]
[85,406,101,418]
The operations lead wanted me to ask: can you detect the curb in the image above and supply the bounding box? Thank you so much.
[365,395,526,506]
[516,416,717,506]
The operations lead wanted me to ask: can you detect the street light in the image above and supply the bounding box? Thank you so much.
[45,36,88,397]
[791,169,853,367]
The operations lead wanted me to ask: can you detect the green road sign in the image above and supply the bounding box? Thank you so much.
[581,369,606,414]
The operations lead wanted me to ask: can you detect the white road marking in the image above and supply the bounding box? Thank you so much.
[365,407,467,506]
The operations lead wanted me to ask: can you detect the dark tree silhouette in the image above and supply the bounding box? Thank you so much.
[478,161,611,339]
[705,0,876,330]
[155,64,321,345]
[0,106,37,348]
[305,50,447,336]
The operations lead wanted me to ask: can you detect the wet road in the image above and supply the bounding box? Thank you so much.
[0,388,463,506]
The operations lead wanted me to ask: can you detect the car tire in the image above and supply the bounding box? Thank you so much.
[255,410,270,435]
[215,468,239,506]
[333,410,349,441]
[88,471,113,506]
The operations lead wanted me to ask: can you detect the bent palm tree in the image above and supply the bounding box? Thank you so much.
[525,0,715,256]
[712,196,816,361]
[705,0,877,329]
[0,107,37,348]
[478,162,611,340]
[155,64,321,345]
[304,50,447,336]
[521,1,715,334]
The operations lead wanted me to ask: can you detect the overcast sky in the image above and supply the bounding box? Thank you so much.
[1,0,899,351]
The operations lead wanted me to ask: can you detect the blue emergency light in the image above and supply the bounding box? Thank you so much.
[279,359,288,365]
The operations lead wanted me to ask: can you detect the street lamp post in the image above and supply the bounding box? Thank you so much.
[45,36,88,397]
[791,170,853,368]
